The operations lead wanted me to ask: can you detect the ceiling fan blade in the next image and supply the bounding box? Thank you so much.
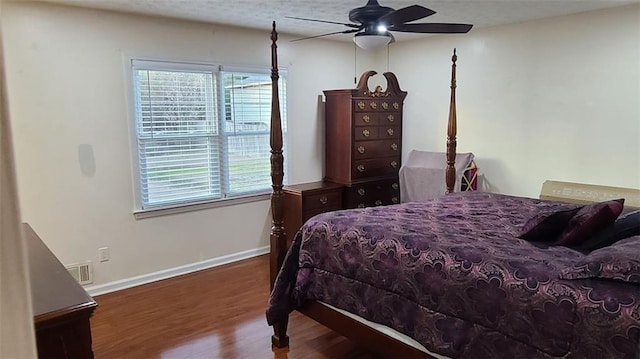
[392,23,473,34]
[286,16,360,29]
[377,5,436,27]
[291,29,361,42]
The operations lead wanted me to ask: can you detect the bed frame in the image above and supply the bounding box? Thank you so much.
[268,22,458,357]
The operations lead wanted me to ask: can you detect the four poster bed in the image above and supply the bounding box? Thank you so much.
[265,23,640,358]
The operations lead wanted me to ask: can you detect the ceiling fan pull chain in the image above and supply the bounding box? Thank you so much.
[354,43,358,84]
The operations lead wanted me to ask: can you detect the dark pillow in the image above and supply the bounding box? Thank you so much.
[576,209,640,251]
[559,235,640,284]
[555,199,624,246]
[517,207,581,241]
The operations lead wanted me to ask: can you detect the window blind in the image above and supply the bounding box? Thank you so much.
[131,61,286,209]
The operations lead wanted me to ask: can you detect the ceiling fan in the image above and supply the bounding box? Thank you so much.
[288,0,473,51]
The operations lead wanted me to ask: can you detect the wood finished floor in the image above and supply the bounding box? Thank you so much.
[91,254,374,358]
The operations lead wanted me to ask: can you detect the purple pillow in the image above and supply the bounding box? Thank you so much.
[555,199,624,246]
[518,207,581,241]
[559,235,640,284]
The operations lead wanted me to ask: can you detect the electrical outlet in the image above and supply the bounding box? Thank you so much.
[98,247,110,262]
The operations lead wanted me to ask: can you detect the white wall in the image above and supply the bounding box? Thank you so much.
[0,2,378,287]
[391,4,640,198]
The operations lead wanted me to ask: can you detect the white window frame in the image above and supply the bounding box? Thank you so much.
[125,58,287,218]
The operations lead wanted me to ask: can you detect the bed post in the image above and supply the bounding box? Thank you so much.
[268,21,290,348]
[445,49,458,193]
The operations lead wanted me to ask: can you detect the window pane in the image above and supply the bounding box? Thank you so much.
[139,137,221,206]
[135,69,217,137]
[134,66,221,208]
[221,71,287,196]
[226,134,271,195]
[222,73,272,134]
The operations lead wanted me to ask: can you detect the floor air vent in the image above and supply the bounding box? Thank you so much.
[66,261,93,285]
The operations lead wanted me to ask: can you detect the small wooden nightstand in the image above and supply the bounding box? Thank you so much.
[283,181,344,246]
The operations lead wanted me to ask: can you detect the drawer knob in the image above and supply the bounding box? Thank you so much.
[387,114,394,122]
[392,197,399,204]
[357,145,365,154]
[391,143,398,151]
[392,183,399,190]
[357,165,365,173]
[382,102,389,109]
[319,195,328,205]
[357,101,365,110]
[362,114,370,123]
[357,188,366,196]
[386,128,394,136]
[391,161,398,168]
[362,129,370,137]
[357,203,365,208]
[393,102,399,109]
[375,200,383,206]
[370,102,377,110]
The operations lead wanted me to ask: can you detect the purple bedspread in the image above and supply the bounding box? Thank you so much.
[267,192,640,358]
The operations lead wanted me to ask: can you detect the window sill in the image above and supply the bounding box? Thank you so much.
[133,192,271,219]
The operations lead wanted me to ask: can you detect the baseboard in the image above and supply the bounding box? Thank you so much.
[84,246,270,297]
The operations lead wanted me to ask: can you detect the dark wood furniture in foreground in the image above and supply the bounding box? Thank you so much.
[25,223,97,358]
[268,22,458,357]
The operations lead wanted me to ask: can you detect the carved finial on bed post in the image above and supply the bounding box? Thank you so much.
[445,48,458,194]
[269,21,290,349]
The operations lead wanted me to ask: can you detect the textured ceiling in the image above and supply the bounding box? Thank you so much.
[40,0,639,42]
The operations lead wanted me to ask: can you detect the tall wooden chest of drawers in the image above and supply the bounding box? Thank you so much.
[323,71,407,209]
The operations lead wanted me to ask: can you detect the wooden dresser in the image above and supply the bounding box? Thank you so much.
[324,71,406,208]
[25,223,97,358]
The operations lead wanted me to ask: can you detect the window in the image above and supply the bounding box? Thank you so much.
[130,60,286,210]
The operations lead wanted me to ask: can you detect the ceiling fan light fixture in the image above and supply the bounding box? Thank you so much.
[289,1,473,47]
[353,33,392,51]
